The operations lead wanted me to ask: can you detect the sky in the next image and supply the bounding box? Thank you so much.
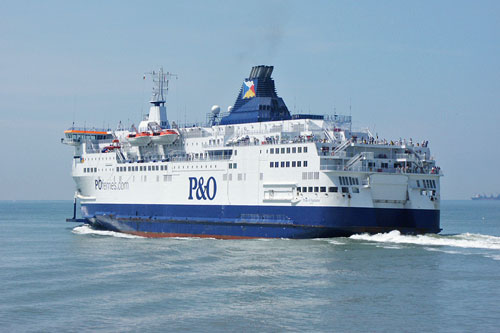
[0,0,499,200]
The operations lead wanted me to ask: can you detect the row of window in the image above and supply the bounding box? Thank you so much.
[339,176,360,186]
[269,146,308,154]
[297,186,360,194]
[84,168,97,173]
[270,161,308,168]
[222,173,247,181]
[116,165,168,172]
[302,172,320,180]
[417,179,437,189]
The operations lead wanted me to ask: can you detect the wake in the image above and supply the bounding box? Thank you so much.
[350,230,500,250]
[72,224,144,239]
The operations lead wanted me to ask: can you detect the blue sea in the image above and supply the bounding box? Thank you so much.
[1,201,499,332]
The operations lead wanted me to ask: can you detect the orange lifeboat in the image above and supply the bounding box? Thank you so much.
[151,129,179,145]
[127,132,151,146]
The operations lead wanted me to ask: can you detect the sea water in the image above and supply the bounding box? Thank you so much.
[0,201,499,332]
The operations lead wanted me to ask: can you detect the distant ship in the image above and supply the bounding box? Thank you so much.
[62,65,442,238]
[471,194,500,200]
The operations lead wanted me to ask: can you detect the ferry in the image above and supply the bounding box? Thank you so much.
[62,66,442,238]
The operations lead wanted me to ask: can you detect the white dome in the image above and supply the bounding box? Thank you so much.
[211,105,221,115]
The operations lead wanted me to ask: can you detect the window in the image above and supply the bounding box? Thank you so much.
[298,147,302,153]
[281,148,285,154]
[303,161,308,167]
[270,162,274,168]
[302,187,307,192]
[281,161,285,168]
[229,163,233,169]
[286,161,290,167]
[297,161,302,167]
[320,187,326,193]
[286,147,291,153]
[274,162,279,167]
[352,187,360,193]
[314,187,319,192]
[233,163,237,169]
[148,166,151,171]
[292,161,296,167]
[416,180,420,187]
[275,148,279,155]
[270,148,274,154]
[297,187,301,192]
[329,187,338,193]
[308,187,313,192]
[304,147,308,153]
[292,147,296,153]
[342,187,349,193]
[302,172,307,180]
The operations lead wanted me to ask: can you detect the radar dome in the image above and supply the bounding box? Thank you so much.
[211,105,221,115]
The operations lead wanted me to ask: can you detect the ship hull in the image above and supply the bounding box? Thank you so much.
[82,203,440,239]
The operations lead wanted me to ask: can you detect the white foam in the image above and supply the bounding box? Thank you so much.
[350,230,500,250]
[72,224,144,239]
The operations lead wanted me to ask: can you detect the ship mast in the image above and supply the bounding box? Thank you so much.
[145,68,177,107]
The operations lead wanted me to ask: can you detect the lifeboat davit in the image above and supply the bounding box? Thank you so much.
[151,129,179,145]
[127,132,151,146]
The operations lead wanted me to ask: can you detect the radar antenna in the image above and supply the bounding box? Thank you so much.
[144,68,178,106]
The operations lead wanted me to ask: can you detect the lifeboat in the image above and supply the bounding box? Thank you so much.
[150,129,179,145]
[127,132,151,146]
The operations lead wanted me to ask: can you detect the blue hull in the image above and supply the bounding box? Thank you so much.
[81,203,441,239]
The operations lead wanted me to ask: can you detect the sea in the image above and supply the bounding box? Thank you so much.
[1,200,499,332]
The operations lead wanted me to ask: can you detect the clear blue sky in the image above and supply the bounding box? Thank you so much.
[1,0,499,200]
